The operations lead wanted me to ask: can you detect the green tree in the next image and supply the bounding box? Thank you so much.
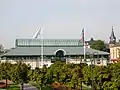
[90,40,106,51]
[2,59,120,90]
[0,44,4,54]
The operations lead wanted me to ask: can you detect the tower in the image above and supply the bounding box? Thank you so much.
[109,26,116,47]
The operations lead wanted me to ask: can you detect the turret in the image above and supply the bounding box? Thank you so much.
[109,26,116,46]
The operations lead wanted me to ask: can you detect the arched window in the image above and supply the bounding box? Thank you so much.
[55,50,64,60]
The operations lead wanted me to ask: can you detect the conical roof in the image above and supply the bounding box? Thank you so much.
[110,27,116,39]
[109,26,116,44]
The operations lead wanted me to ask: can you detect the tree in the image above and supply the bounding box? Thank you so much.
[2,59,120,89]
[0,44,4,54]
[90,40,106,51]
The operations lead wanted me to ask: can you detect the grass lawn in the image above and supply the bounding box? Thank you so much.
[0,84,20,90]
[7,84,20,90]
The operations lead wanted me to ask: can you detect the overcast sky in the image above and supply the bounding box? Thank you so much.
[0,0,120,48]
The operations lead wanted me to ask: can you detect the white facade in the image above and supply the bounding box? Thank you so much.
[110,46,120,60]
[0,58,108,69]
[66,58,108,66]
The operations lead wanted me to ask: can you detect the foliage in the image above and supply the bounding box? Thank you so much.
[7,84,20,90]
[90,40,106,51]
[1,61,120,89]
[0,44,4,54]
[0,61,30,84]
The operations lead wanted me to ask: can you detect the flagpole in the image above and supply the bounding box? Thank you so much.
[83,28,86,62]
[40,28,44,68]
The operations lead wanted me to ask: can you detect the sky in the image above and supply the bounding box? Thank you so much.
[0,0,120,48]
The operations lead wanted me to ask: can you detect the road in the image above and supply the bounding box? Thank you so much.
[22,83,38,90]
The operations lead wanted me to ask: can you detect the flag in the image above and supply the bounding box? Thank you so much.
[79,28,84,43]
[33,29,41,39]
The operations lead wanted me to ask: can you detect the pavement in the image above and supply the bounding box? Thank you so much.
[21,83,38,90]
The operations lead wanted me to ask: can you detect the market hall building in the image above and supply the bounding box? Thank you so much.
[1,39,109,69]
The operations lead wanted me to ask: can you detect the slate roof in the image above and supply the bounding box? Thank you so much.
[2,47,109,56]
[109,27,116,44]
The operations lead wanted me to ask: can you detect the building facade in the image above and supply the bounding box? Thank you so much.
[109,26,120,62]
[1,39,109,69]
[110,45,120,60]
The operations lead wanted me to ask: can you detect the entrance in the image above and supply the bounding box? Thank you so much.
[55,50,64,60]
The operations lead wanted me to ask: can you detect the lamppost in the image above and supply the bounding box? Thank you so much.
[20,79,23,90]
[85,52,99,90]
[93,52,99,90]
[85,52,93,89]
[93,52,99,65]
[2,69,8,90]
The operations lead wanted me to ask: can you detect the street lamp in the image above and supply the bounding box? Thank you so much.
[85,52,99,90]
[79,56,82,64]
[93,52,99,65]
[85,52,94,89]
[2,69,8,90]
[20,79,23,90]
[93,52,99,90]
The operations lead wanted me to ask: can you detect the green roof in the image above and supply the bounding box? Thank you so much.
[1,39,109,57]
[2,47,109,56]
